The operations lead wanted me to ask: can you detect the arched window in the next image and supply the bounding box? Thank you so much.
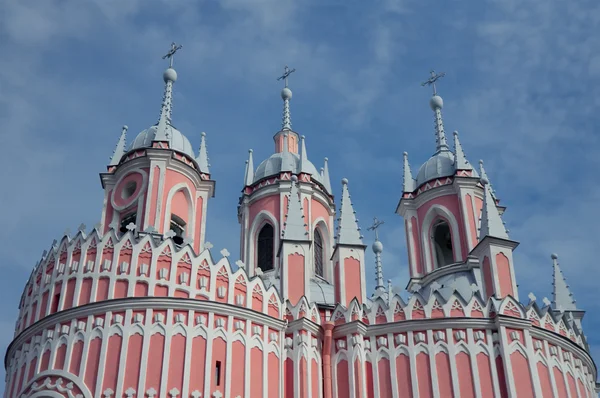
[257,224,274,272]
[120,212,137,233]
[432,220,454,267]
[314,228,324,277]
[170,214,186,246]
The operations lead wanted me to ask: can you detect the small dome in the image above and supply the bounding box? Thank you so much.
[415,151,455,187]
[254,152,322,185]
[129,124,195,158]
[372,240,383,253]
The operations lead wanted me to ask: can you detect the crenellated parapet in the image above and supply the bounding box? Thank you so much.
[13,227,284,337]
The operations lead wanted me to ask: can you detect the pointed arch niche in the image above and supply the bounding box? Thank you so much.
[421,204,462,272]
[257,223,275,272]
[163,183,195,246]
[313,218,332,282]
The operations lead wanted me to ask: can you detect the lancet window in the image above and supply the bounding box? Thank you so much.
[257,223,274,272]
[432,219,454,267]
[314,228,324,277]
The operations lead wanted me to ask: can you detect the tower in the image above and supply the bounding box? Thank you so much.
[237,66,337,305]
[100,43,214,255]
[396,71,518,301]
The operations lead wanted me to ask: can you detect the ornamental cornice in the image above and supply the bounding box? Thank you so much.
[286,318,322,337]
[407,256,480,291]
[5,297,286,367]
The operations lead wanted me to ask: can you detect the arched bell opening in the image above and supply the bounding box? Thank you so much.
[432,219,454,267]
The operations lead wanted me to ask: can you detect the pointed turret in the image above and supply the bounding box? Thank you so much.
[196,132,210,173]
[244,149,254,186]
[453,131,476,172]
[479,160,497,201]
[479,176,508,240]
[322,157,332,194]
[154,67,178,142]
[281,175,309,241]
[279,65,295,131]
[421,70,450,154]
[551,253,577,311]
[109,125,128,167]
[402,152,416,192]
[299,135,309,174]
[551,253,585,330]
[336,178,363,246]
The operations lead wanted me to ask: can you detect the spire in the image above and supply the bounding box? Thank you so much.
[551,253,577,311]
[368,217,386,293]
[479,160,497,201]
[277,65,296,131]
[402,152,416,192]
[196,132,210,173]
[299,135,309,174]
[109,125,128,166]
[281,175,309,241]
[336,178,363,246]
[453,131,476,172]
[421,70,450,154]
[244,149,254,186]
[479,176,508,239]
[322,157,332,193]
[154,42,182,143]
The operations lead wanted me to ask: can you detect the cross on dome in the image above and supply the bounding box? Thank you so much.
[162,42,183,68]
[277,65,296,88]
[367,217,384,242]
[277,65,295,130]
[421,70,446,96]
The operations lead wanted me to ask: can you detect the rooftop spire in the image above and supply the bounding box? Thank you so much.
[196,132,210,173]
[336,178,363,246]
[367,217,385,293]
[479,160,497,201]
[154,42,182,142]
[244,149,254,186]
[421,70,449,154]
[299,135,309,174]
[322,157,332,193]
[551,253,577,311]
[281,175,309,241]
[109,125,128,166]
[479,176,508,239]
[453,131,476,172]
[402,152,416,192]
[277,65,296,131]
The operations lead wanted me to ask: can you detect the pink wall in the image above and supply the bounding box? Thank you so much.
[189,336,207,393]
[249,195,280,229]
[378,358,393,397]
[417,352,433,398]
[410,217,423,276]
[510,351,534,397]
[496,356,509,398]
[436,351,453,397]
[159,169,196,234]
[168,334,186,394]
[85,338,102,394]
[124,334,143,392]
[287,253,305,305]
[465,194,477,248]
[496,253,514,297]
[343,257,362,306]
[476,353,494,397]
[396,354,412,398]
[482,256,494,298]
[148,165,161,228]
[211,337,227,393]
[536,362,553,398]
[102,335,122,393]
[553,367,568,397]
[194,196,204,253]
[456,352,475,398]
[250,347,263,398]
[146,333,165,393]
[285,358,295,397]
[269,353,280,398]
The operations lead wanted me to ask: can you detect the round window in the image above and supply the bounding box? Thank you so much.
[122,180,137,199]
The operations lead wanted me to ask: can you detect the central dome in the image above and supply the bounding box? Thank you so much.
[129,124,195,158]
[415,151,455,187]
[254,151,322,184]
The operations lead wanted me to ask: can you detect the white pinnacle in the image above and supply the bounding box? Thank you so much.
[196,132,210,173]
[551,253,577,311]
[402,152,416,192]
[336,178,363,246]
[322,157,332,193]
[244,149,254,186]
[478,176,508,240]
[453,131,476,172]
[109,125,128,166]
[281,176,309,241]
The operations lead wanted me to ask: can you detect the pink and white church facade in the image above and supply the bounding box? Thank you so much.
[3,47,598,398]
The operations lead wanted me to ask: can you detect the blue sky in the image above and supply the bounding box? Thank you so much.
[2,0,600,391]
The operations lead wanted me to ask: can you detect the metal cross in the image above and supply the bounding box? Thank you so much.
[162,42,183,68]
[367,217,385,241]
[421,70,446,96]
[277,65,296,88]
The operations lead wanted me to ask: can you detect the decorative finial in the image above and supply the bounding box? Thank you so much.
[278,65,295,130]
[421,70,446,96]
[162,42,183,69]
[367,217,385,242]
[368,217,385,291]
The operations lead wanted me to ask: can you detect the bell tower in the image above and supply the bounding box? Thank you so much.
[237,66,336,305]
[396,71,517,300]
[99,43,215,254]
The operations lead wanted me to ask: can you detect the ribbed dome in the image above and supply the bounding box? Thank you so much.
[129,124,195,158]
[254,152,321,183]
[416,151,455,187]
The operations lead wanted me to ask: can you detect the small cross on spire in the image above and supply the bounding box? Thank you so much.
[277,65,296,88]
[421,70,446,96]
[162,42,183,68]
[367,217,384,241]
